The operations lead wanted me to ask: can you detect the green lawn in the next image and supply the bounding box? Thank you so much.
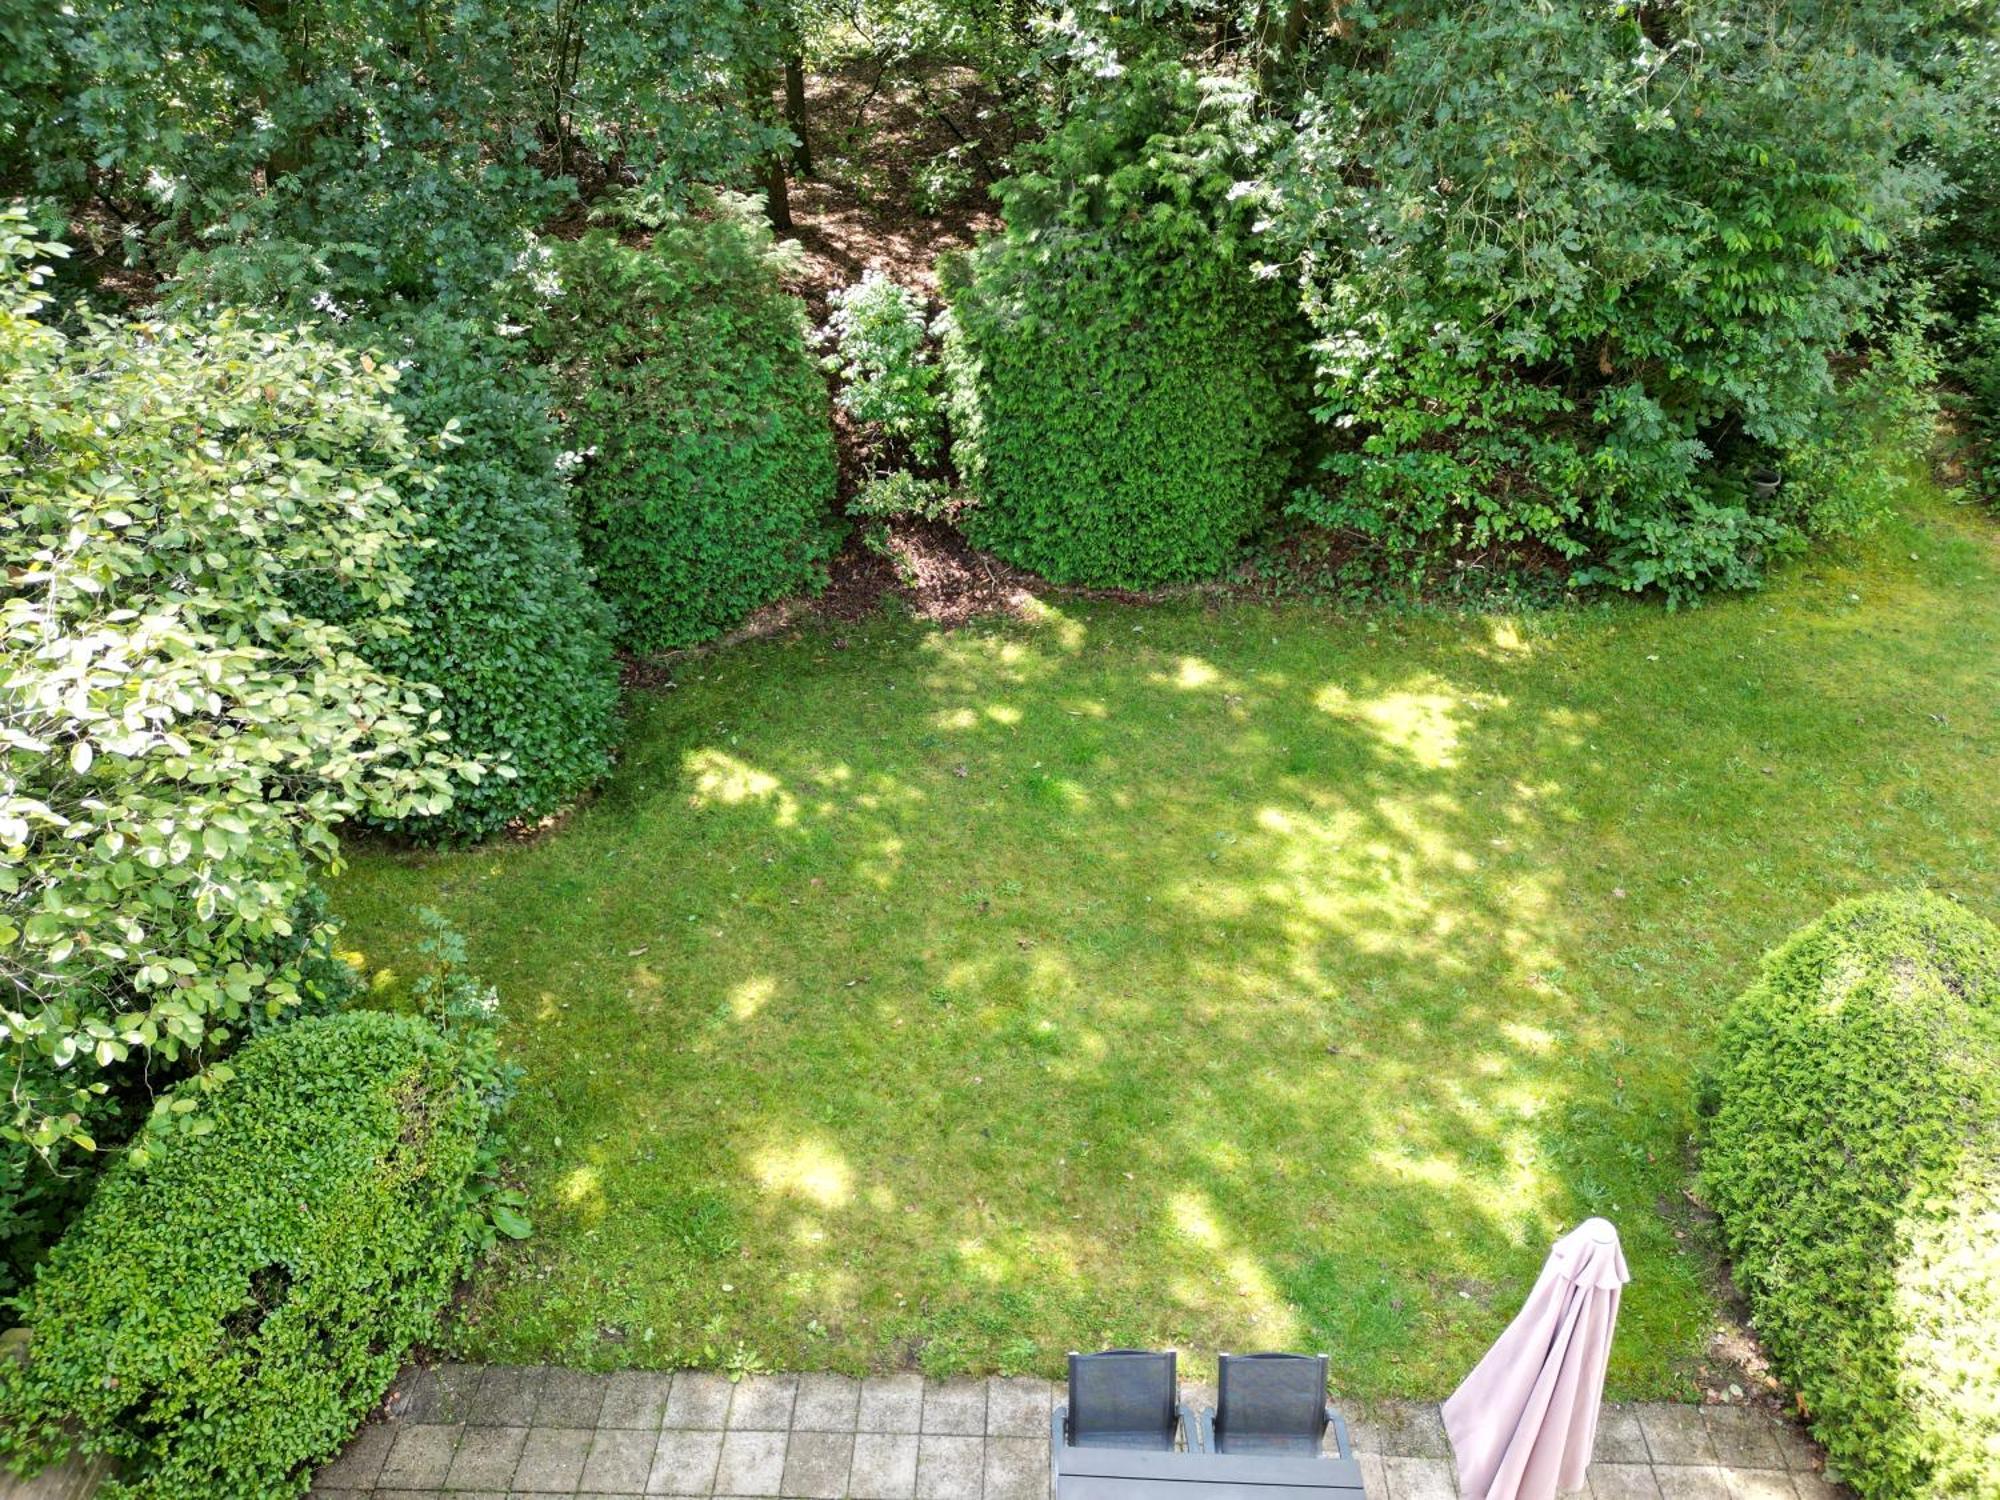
[333,483,1999,1399]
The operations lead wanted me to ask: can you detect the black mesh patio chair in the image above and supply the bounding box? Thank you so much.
[1057,1349,1185,1451]
[1196,1352,1354,1458]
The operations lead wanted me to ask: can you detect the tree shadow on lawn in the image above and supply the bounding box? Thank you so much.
[337,505,1999,1395]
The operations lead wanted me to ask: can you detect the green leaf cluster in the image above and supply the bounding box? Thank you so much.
[1270,1,1960,600]
[533,207,842,651]
[0,211,476,1165]
[823,271,945,470]
[0,1007,504,1499]
[940,64,1308,587]
[1701,892,2000,1499]
[6,0,790,302]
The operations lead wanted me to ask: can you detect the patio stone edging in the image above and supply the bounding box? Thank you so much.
[304,1364,1848,1500]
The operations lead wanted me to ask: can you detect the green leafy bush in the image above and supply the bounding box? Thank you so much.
[0,212,474,1176]
[823,272,944,469]
[1701,892,2000,1499]
[1268,2,1953,601]
[322,308,623,842]
[534,207,841,650]
[0,1002,508,1498]
[1965,305,2000,501]
[166,250,626,844]
[940,65,1307,587]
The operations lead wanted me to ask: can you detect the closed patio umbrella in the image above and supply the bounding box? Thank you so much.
[1442,1217,1630,1500]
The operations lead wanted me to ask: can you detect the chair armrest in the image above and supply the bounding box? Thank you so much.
[1325,1406,1353,1460]
[1052,1404,1069,1450]
[1184,1404,1214,1453]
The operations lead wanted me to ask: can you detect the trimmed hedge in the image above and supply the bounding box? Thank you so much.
[1701,893,2000,1499]
[536,209,841,651]
[347,309,622,842]
[939,66,1305,588]
[160,253,625,844]
[0,1011,497,1499]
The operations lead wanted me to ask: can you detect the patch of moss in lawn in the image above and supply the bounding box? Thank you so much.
[334,483,1999,1396]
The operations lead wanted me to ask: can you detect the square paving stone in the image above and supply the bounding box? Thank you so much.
[543,1369,614,1427]
[397,1363,485,1424]
[443,1425,527,1490]
[920,1379,986,1435]
[985,1435,1049,1500]
[604,1372,677,1431]
[1640,1408,1719,1466]
[1723,1471,1800,1500]
[730,1374,799,1430]
[314,1420,394,1488]
[1788,1472,1844,1500]
[850,1432,921,1499]
[914,1434,984,1499]
[1766,1423,1819,1474]
[1655,1466,1732,1500]
[858,1375,924,1433]
[649,1428,724,1494]
[987,1378,1052,1437]
[1355,1453,1390,1499]
[716,1429,789,1496]
[1356,1403,1450,1460]
[516,1426,596,1492]
[1589,1464,1665,1500]
[1381,1455,1457,1500]
[584,1428,664,1492]
[467,1367,547,1427]
[1594,1407,1651,1464]
[1704,1409,1785,1469]
[666,1372,736,1429]
[380,1423,463,1488]
[793,1373,862,1431]
[782,1430,855,1498]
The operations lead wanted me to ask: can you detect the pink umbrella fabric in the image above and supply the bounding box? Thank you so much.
[1442,1217,1630,1500]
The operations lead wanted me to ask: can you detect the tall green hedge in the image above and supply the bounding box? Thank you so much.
[346,309,622,842]
[939,66,1306,588]
[163,254,625,844]
[536,209,841,651]
[1701,893,2000,1499]
[0,1011,499,1499]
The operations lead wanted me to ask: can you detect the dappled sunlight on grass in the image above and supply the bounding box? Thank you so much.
[334,489,2000,1391]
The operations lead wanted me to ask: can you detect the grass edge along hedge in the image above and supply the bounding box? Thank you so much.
[535,200,841,652]
[1701,891,2000,1499]
[0,1010,500,1499]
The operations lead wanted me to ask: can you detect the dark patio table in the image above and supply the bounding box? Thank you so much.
[1051,1415,1370,1498]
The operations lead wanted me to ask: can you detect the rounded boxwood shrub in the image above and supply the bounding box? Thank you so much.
[1701,892,2000,1499]
[939,65,1306,588]
[0,1010,499,1498]
[535,204,841,651]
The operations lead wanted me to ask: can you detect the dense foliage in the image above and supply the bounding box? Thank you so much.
[0,214,473,1190]
[1702,893,2000,1499]
[534,208,841,650]
[1261,0,1955,600]
[942,65,1307,587]
[171,254,627,842]
[823,271,944,469]
[0,0,790,302]
[0,1000,507,1499]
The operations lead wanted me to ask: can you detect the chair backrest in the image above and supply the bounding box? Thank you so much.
[1066,1350,1177,1449]
[1215,1352,1328,1451]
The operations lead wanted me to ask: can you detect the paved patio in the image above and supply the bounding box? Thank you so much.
[308,1366,1846,1499]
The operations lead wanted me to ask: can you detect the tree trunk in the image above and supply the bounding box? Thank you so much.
[763,151,793,232]
[784,54,812,176]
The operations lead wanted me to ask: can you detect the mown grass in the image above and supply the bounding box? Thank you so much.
[333,482,1999,1397]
